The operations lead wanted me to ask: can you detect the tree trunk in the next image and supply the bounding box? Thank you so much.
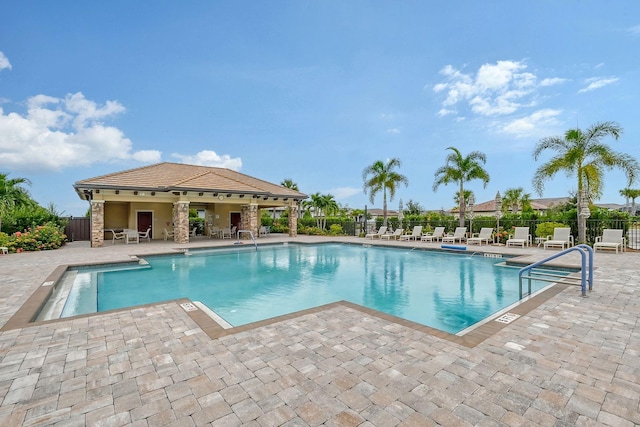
[458,185,465,228]
[382,194,388,226]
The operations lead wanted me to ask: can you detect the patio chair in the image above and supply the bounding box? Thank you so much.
[420,226,446,242]
[381,228,404,240]
[259,226,269,237]
[399,225,423,241]
[467,227,493,245]
[125,229,139,244]
[506,227,531,247]
[163,228,174,241]
[190,226,198,237]
[594,229,625,254]
[442,227,467,244]
[138,227,151,242]
[112,229,126,244]
[222,227,233,239]
[543,227,574,250]
[365,226,388,239]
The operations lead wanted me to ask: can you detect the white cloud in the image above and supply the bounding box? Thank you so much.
[386,128,400,134]
[171,150,242,170]
[132,150,162,163]
[327,186,361,200]
[0,51,11,71]
[501,108,562,138]
[628,25,640,35]
[540,77,567,87]
[0,92,157,172]
[433,60,545,117]
[437,108,455,117]
[578,77,619,93]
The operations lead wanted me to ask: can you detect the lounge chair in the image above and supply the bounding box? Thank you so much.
[594,229,625,253]
[442,227,467,244]
[543,228,574,250]
[399,225,423,241]
[163,228,174,241]
[467,227,493,245]
[381,228,404,240]
[138,227,151,242]
[506,227,531,247]
[125,229,139,244]
[365,226,388,239]
[421,226,446,242]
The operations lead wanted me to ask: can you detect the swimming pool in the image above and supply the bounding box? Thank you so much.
[42,243,557,334]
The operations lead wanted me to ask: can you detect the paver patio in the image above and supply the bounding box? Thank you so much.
[0,236,638,426]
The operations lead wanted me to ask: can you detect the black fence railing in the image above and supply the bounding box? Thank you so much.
[313,217,640,247]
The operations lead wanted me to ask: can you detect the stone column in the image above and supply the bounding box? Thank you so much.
[288,202,298,237]
[173,201,190,244]
[240,203,259,238]
[90,200,105,248]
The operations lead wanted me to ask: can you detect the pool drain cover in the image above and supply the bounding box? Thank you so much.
[180,302,198,312]
[495,313,520,324]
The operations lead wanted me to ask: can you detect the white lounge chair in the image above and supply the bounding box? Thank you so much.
[543,228,574,250]
[421,226,446,242]
[594,229,624,253]
[399,225,423,241]
[442,227,467,244]
[467,227,493,245]
[138,227,151,242]
[365,226,388,239]
[506,227,531,248]
[381,228,404,240]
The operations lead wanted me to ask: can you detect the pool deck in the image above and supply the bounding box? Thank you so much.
[0,235,639,426]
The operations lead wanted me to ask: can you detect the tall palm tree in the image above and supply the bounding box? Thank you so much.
[362,158,408,226]
[620,188,633,213]
[502,187,532,213]
[533,121,640,243]
[0,173,34,232]
[433,147,490,227]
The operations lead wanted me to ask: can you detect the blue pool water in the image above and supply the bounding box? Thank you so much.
[60,244,551,334]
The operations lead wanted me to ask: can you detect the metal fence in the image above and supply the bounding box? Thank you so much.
[334,217,639,248]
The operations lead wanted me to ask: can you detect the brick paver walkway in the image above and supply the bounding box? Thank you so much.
[0,236,638,426]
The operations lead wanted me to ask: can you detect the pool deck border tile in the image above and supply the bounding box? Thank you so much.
[1,235,638,426]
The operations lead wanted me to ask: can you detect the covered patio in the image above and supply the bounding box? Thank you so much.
[73,163,307,247]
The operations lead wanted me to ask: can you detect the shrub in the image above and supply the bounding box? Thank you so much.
[8,222,66,253]
[535,222,568,238]
[328,224,344,235]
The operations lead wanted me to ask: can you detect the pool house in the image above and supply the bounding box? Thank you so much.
[74,162,307,247]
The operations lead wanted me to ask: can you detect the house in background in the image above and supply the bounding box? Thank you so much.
[74,162,307,247]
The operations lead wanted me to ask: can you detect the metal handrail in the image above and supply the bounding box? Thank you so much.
[236,230,258,250]
[519,244,593,298]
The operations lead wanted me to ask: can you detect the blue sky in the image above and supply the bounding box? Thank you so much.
[1,1,639,216]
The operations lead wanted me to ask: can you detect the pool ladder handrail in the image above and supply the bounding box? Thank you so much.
[236,229,258,250]
[518,244,593,298]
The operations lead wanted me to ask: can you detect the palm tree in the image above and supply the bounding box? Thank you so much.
[281,178,300,218]
[502,187,531,213]
[0,173,34,232]
[433,147,490,227]
[628,189,640,216]
[302,192,338,230]
[620,188,633,213]
[533,121,640,243]
[453,190,474,210]
[280,178,299,191]
[362,158,408,226]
